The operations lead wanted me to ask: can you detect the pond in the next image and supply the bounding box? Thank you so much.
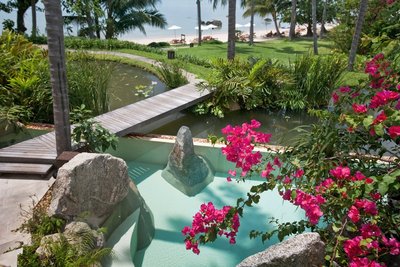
[151,109,318,145]
[108,63,168,110]
[106,138,306,267]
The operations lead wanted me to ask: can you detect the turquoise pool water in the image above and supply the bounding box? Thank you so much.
[109,138,305,267]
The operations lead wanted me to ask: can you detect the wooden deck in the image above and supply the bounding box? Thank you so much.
[0,83,211,177]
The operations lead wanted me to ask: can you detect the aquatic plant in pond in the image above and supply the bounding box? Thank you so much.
[183,55,400,266]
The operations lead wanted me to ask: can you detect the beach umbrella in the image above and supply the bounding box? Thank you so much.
[207,23,218,30]
[168,25,182,38]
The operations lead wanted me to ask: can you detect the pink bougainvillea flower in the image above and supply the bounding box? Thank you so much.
[283,176,292,184]
[344,236,364,259]
[382,236,400,255]
[352,103,368,114]
[360,223,382,238]
[370,192,381,200]
[339,86,351,93]
[369,90,400,109]
[388,126,400,139]
[294,169,304,178]
[373,111,387,125]
[330,166,351,180]
[354,199,378,216]
[349,258,385,267]
[332,92,339,104]
[273,156,282,168]
[348,205,360,223]
[261,162,275,178]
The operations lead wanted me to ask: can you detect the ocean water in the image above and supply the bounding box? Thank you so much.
[0,1,283,41]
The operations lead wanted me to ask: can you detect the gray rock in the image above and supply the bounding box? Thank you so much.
[162,126,213,196]
[237,233,325,267]
[49,153,130,227]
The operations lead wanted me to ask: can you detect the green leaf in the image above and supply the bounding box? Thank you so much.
[363,116,373,129]
[374,124,384,136]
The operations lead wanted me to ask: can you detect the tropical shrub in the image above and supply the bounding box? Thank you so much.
[328,24,354,54]
[155,61,188,89]
[63,37,164,55]
[286,53,347,109]
[67,52,114,116]
[147,41,170,48]
[194,57,291,117]
[70,105,118,152]
[0,30,53,125]
[17,201,111,267]
[183,55,400,266]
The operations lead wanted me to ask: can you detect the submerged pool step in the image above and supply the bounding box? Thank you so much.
[0,162,54,178]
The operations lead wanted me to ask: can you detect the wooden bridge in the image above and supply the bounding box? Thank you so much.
[0,81,211,178]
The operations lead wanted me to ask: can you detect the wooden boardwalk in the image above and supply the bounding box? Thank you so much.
[0,82,211,177]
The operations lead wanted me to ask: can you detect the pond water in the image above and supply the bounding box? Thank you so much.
[151,109,318,145]
[108,63,168,110]
[107,138,306,267]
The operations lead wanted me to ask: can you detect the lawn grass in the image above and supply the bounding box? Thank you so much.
[116,38,367,86]
[175,37,335,63]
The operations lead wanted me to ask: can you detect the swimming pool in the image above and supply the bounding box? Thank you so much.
[107,138,305,267]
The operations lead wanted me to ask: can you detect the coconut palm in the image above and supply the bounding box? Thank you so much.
[289,0,297,40]
[312,0,318,54]
[102,0,167,39]
[348,0,368,71]
[210,0,236,59]
[243,0,283,38]
[197,0,202,46]
[43,0,72,155]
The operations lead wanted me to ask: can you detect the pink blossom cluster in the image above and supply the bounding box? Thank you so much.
[182,202,239,254]
[282,189,325,224]
[221,119,272,177]
[344,223,400,266]
[331,54,400,142]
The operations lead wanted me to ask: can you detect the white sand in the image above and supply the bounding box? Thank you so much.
[120,24,336,45]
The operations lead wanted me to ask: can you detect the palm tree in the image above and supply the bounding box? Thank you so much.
[348,0,368,71]
[312,0,318,54]
[43,0,72,155]
[289,0,297,40]
[197,0,202,46]
[227,0,236,59]
[210,0,236,59]
[31,0,36,38]
[103,0,167,39]
[244,0,282,38]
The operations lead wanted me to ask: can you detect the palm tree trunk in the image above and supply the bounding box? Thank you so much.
[249,0,255,46]
[348,0,368,71]
[320,0,328,37]
[43,0,72,155]
[289,0,297,40]
[31,0,37,38]
[197,0,202,46]
[16,0,29,33]
[227,0,236,60]
[272,12,281,37]
[312,0,318,55]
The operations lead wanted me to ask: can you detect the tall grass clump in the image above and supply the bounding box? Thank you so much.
[67,52,115,116]
[156,61,188,89]
[285,53,346,109]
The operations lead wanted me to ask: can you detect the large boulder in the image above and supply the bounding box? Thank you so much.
[49,153,130,227]
[162,126,213,196]
[237,233,325,267]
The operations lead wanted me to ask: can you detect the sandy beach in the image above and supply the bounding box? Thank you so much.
[120,24,336,45]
